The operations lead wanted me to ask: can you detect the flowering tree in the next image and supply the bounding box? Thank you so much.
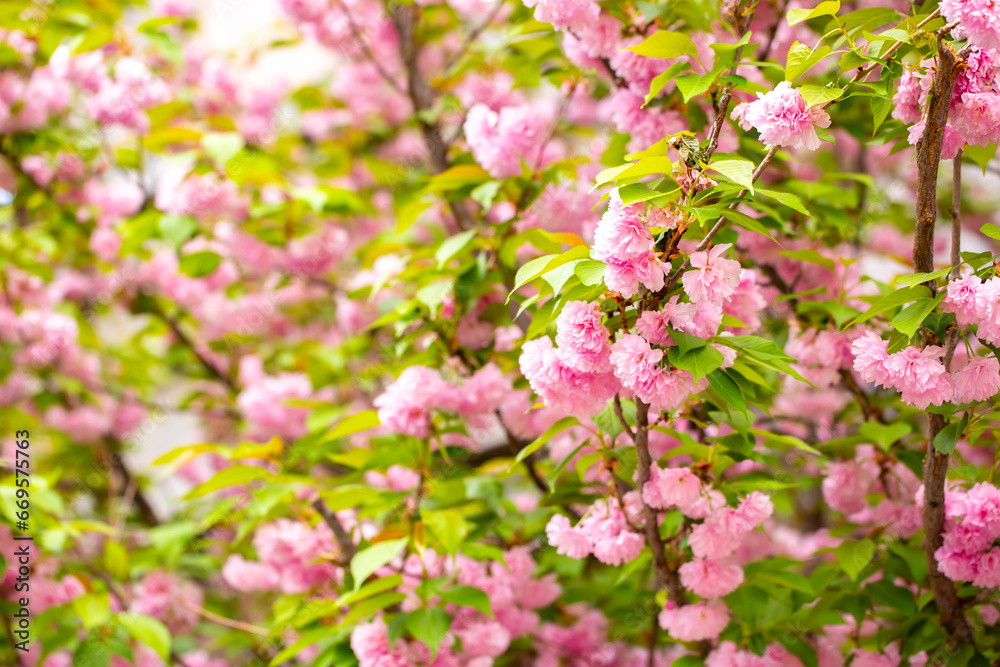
[3,0,1000,665]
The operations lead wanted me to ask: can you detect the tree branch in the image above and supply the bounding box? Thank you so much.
[633,399,686,603]
[912,36,974,645]
[312,498,358,561]
[390,4,475,231]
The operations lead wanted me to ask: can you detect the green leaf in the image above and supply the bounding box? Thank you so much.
[798,85,844,107]
[436,229,477,268]
[339,592,407,627]
[178,251,221,278]
[511,416,578,468]
[896,269,951,286]
[847,285,932,326]
[424,165,490,192]
[858,422,911,451]
[329,409,381,440]
[351,538,408,590]
[75,639,112,667]
[707,369,747,413]
[627,31,698,60]
[865,579,916,614]
[186,465,273,498]
[406,609,451,656]
[933,413,969,454]
[871,96,892,132]
[966,144,998,174]
[103,540,129,581]
[778,248,834,270]
[890,293,943,338]
[749,429,822,456]
[511,246,590,295]
[269,627,336,666]
[471,181,502,208]
[785,42,832,82]
[756,188,811,216]
[118,613,171,660]
[981,223,1000,241]
[574,259,606,286]
[675,73,714,102]
[787,0,840,26]
[73,593,111,630]
[835,538,876,581]
[423,509,471,554]
[594,163,633,188]
[439,585,493,616]
[334,574,403,607]
[670,345,724,382]
[202,132,245,165]
[643,61,691,106]
[158,214,197,249]
[709,159,755,194]
[593,398,635,441]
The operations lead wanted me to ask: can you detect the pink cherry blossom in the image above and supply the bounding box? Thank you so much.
[678,559,745,598]
[731,82,832,150]
[682,243,742,304]
[953,355,1000,403]
[658,599,730,641]
[942,0,1000,49]
[555,300,612,372]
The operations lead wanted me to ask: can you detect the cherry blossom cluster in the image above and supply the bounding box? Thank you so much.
[851,332,1000,408]
[223,518,343,594]
[893,47,1000,158]
[926,481,1000,589]
[374,363,511,438]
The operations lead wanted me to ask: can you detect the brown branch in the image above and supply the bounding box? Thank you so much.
[149,301,237,393]
[633,399,686,602]
[312,498,358,561]
[444,0,504,71]
[108,440,160,527]
[950,151,963,279]
[613,394,636,440]
[391,4,475,231]
[333,0,405,94]
[660,145,778,295]
[912,36,974,645]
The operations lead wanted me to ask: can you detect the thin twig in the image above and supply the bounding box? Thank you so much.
[444,0,504,70]
[333,0,405,94]
[178,599,270,637]
[149,301,237,393]
[312,498,358,560]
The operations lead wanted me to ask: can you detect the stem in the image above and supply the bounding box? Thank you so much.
[950,151,963,278]
[312,498,358,561]
[391,4,475,231]
[633,399,686,603]
[912,36,974,645]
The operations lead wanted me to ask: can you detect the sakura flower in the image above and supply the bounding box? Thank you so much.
[555,300,612,372]
[678,559,745,598]
[942,0,1000,50]
[731,82,831,150]
[943,271,983,326]
[851,332,892,388]
[592,188,667,298]
[953,355,1000,403]
[642,464,702,511]
[682,243,742,304]
[545,514,592,558]
[658,599,730,642]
